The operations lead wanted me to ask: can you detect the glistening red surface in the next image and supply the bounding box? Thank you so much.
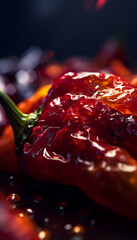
[17,72,137,219]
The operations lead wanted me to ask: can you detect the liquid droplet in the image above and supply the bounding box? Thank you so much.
[64,224,72,230]
[72,225,84,234]
[24,207,34,216]
[38,230,51,240]
[7,193,20,204]
[56,201,68,212]
[8,175,14,186]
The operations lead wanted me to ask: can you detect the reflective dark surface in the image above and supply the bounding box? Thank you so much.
[0,172,137,240]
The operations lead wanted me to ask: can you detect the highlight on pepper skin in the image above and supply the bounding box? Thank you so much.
[1,72,137,220]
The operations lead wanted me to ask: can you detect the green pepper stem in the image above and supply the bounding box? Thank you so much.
[0,90,42,153]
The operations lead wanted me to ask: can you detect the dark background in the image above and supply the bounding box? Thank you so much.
[0,0,137,65]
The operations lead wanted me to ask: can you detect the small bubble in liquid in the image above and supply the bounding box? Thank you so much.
[19,212,25,218]
[64,224,72,230]
[8,176,14,186]
[44,218,49,223]
[38,230,51,240]
[7,193,20,204]
[72,225,84,234]
[24,207,34,216]
[56,201,68,212]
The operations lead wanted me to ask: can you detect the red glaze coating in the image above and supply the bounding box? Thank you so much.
[46,72,137,115]
[20,72,137,219]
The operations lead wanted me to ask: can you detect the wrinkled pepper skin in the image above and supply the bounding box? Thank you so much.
[46,72,137,115]
[2,72,137,219]
[17,72,137,219]
[0,84,51,172]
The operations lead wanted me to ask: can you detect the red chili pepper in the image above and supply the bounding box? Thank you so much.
[1,72,137,219]
[0,84,51,172]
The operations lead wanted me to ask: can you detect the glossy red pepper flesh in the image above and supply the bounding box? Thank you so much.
[16,72,137,219]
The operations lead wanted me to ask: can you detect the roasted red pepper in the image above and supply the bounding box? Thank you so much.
[1,72,137,219]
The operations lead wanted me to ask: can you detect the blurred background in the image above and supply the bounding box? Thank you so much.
[0,0,137,66]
